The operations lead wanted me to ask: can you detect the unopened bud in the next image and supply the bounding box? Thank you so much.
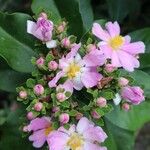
[56,93,66,102]
[48,61,58,71]
[59,113,70,124]
[96,97,107,107]
[34,84,44,95]
[19,91,27,99]
[105,64,116,73]
[118,77,129,87]
[34,102,43,111]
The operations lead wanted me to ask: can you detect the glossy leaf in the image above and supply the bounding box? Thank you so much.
[0,12,36,73]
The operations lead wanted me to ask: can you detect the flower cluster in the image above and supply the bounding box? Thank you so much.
[17,12,145,150]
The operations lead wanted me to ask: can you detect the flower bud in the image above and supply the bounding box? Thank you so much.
[48,61,58,71]
[34,102,43,111]
[76,113,83,120]
[19,91,27,99]
[34,84,44,95]
[118,77,129,87]
[91,110,101,119]
[23,126,28,132]
[122,103,130,111]
[57,21,66,33]
[52,106,60,113]
[39,12,48,19]
[56,93,66,102]
[96,97,107,107]
[36,57,45,68]
[27,112,34,120]
[61,38,71,48]
[59,113,70,124]
[105,64,116,73]
[87,44,96,52]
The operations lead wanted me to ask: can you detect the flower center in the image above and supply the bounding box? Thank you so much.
[109,36,124,50]
[44,127,53,136]
[67,133,84,150]
[66,63,81,79]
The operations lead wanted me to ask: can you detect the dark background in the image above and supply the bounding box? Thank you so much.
[0,0,150,149]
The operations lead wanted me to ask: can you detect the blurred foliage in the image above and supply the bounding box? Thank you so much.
[0,0,150,150]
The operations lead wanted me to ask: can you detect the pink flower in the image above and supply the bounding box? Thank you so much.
[92,22,145,72]
[48,43,105,90]
[121,86,145,105]
[28,117,53,148]
[27,15,56,48]
[47,117,107,150]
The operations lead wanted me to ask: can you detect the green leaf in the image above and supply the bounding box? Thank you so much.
[106,0,140,23]
[0,69,29,92]
[0,12,36,73]
[32,0,94,38]
[129,28,150,69]
[31,0,61,23]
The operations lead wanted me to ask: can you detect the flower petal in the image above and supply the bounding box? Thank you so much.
[48,71,65,87]
[105,21,120,37]
[92,23,110,41]
[47,131,69,150]
[28,117,51,132]
[29,129,46,148]
[46,40,57,48]
[72,74,84,90]
[84,142,107,150]
[83,49,106,67]
[76,117,94,134]
[111,51,121,67]
[122,41,145,54]
[81,71,102,88]
[27,20,37,35]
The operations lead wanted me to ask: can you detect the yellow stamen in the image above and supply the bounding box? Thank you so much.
[44,127,53,136]
[67,133,84,150]
[109,35,124,50]
[66,63,81,79]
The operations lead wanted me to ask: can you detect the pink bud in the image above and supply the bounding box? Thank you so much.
[57,22,66,33]
[23,126,28,132]
[76,113,83,120]
[52,106,60,113]
[36,57,45,67]
[27,112,34,120]
[87,44,96,52]
[118,77,129,87]
[122,103,130,111]
[61,38,71,48]
[48,61,58,71]
[56,93,66,102]
[19,91,27,99]
[34,102,43,111]
[91,110,101,119]
[39,12,48,19]
[59,113,70,124]
[34,84,44,95]
[105,64,116,73]
[96,97,107,107]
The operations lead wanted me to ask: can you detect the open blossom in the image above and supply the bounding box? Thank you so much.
[92,22,145,72]
[47,117,107,150]
[121,86,145,105]
[28,117,53,148]
[27,15,56,48]
[48,43,105,90]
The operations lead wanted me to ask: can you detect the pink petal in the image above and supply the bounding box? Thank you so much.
[47,131,69,150]
[111,51,121,67]
[84,142,107,150]
[124,35,131,44]
[83,126,107,143]
[105,21,120,37]
[81,71,102,88]
[48,71,65,87]
[83,49,106,67]
[27,20,37,35]
[98,43,113,58]
[122,41,145,54]
[66,43,81,59]
[72,75,84,90]
[28,117,51,132]
[29,129,46,148]
[92,23,110,41]
[118,50,139,72]
[76,117,94,134]
[62,80,74,94]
